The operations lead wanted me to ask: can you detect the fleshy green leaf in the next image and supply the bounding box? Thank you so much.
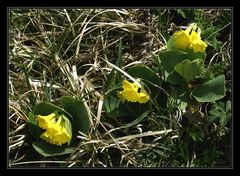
[33,102,67,117]
[166,71,186,85]
[174,59,203,83]
[159,50,189,85]
[61,114,72,145]
[104,95,119,114]
[193,75,226,102]
[128,65,162,99]
[28,112,41,139]
[167,35,177,51]
[159,50,187,73]
[185,48,206,61]
[103,95,126,117]
[32,142,74,157]
[61,96,90,135]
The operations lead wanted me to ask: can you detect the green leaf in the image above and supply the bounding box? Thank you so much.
[159,50,187,73]
[103,95,128,118]
[32,142,74,157]
[125,101,152,117]
[28,112,37,126]
[104,95,120,113]
[128,65,162,99]
[170,86,189,101]
[104,94,151,120]
[33,102,65,116]
[28,112,41,139]
[104,95,119,114]
[174,59,203,83]
[166,71,186,85]
[208,101,231,126]
[159,50,189,85]
[192,75,226,102]
[61,96,90,136]
[61,114,72,145]
[166,35,177,51]
[185,48,206,61]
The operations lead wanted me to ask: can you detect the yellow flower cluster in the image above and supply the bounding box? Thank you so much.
[174,24,207,53]
[117,80,149,104]
[36,113,72,146]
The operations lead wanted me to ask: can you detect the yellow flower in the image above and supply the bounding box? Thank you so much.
[117,80,149,104]
[36,113,56,130]
[36,113,72,146]
[189,31,208,53]
[174,30,191,49]
[173,23,207,53]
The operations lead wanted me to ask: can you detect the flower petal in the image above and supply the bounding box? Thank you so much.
[117,80,149,104]
[37,113,72,146]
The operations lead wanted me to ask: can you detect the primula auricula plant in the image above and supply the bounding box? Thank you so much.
[155,23,226,142]
[157,23,226,104]
[28,96,90,157]
[103,63,160,123]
